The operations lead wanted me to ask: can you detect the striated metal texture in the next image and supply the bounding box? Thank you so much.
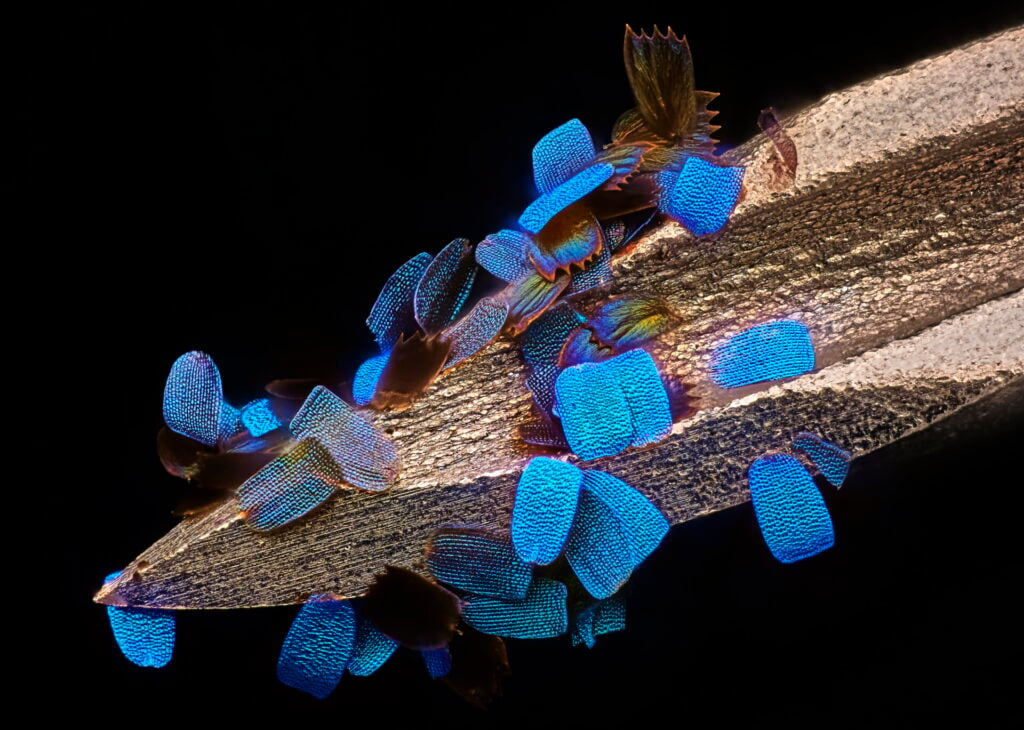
[96,28,1024,610]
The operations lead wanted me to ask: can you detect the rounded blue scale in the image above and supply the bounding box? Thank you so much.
[710,320,815,389]
[748,454,835,563]
[277,596,357,699]
[512,457,583,565]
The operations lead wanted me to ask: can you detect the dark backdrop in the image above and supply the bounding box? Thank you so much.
[36,3,1023,724]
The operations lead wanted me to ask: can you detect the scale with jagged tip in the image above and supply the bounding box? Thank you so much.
[95,25,1024,704]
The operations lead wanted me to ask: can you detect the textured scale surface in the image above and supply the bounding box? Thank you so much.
[277,595,356,699]
[462,578,569,639]
[526,205,605,281]
[581,470,669,564]
[559,327,613,368]
[90,22,1024,709]
[426,527,533,599]
[792,432,852,487]
[592,594,627,636]
[347,614,399,676]
[240,398,282,437]
[442,298,508,369]
[533,118,596,194]
[517,414,569,449]
[162,351,224,447]
[554,350,671,459]
[290,386,400,492]
[567,242,613,294]
[604,349,673,447]
[475,229,534,283]
[587,296,674,351]
[505,270,570,334]
[518,163,614,234]
[218,402,243,441]
[593,143,649,190]
[237,439,339,531]
[748,454,835,563]
[571,604,597,648]
[106,606,176,668]
[710,320,816,388]
[421,647,453,679]
[566,489,636,599]
[512,458,583,565]
[623,26,697,140]
[571,594,627,648]
[554,360,635,459]
[661,156,744,236]
[353,353,389,406]
[104,571,176,669]
[522,303,585,415]
[414,238,477,335]
[367,252,432,351]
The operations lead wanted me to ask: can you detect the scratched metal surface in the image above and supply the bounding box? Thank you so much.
[97,29,1024,610]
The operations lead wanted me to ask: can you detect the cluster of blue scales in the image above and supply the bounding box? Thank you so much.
[102,27,853,705]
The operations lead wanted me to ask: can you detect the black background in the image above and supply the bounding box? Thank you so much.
[33,2,1023,724]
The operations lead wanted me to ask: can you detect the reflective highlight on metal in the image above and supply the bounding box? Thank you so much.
[709,320,815,388]
[421,647,453,679]
[237,439,338,531]
[367,252,432,351]
[104,573,175,668]
[566,489,636,599]
[353,353,389,406]
[290,386,400,493]
[792,432,852,487]
[414,238,477,335]
[554,349,671,460]
[512,458,584,565]
[442,298,508,369]
[476,229,534,282]
[240,398,282,437]
[347,615,399,676]
[462,578,569,639]
[163,351,224,446]
[581,470,669,564]
[748,454,835,563]
[426,527,533,599]
[661,156,744,236]
[518,163,615,234]
[277,595,356,699]
[533,118,596,194]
